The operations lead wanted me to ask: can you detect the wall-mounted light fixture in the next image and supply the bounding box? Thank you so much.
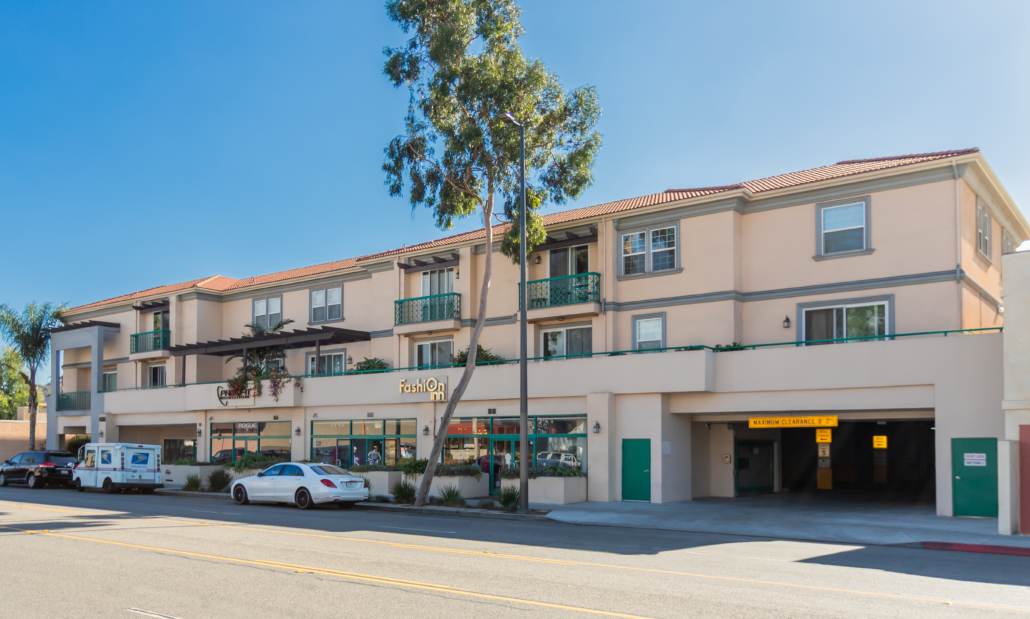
[783,316,791,329]
[313,413,318,418]
[534,255,541,265]
[455,269,460,280]
[558,317,565,322]
[196,429,202,438]
[347,356,353,365]
[423,425,430,436]
[98,430,104,438]
[295,427,302,436]
[593,422,601,434]
[209,416,214,421]
[427,331,433,336]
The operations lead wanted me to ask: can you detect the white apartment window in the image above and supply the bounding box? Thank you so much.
[621,232,646,275]
[821,203,866,254]
[633,314,664,351]
[542,326,592,359]
[253,296,282,330]
[621,223,678,276]
[416,340,453,368]
[311,286,342,323]
[152,311,169,332]
[102,370,117,392]
[309,352,345,375]
[802,301,888,344]
[148,365,166,388]
[978,200,992,259]
[549,245,589,277]
[421,268,454,296]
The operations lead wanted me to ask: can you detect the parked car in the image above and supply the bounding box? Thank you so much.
[0,450,78,489]
[230,462,369,510]
[72,443,163,493]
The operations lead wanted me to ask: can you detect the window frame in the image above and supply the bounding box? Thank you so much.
[148,364,166,388]
[414,337,454,368]
[309,286,343,324]
[252,295,283,330]
[977,199,993,262]
[101,369,117,392]
[795,295,894,344]
[618,221,681,278]
[307,348,347,375]
[420,267,455,296]
[548,245,590,278]
[814,196,873,260]
[631,313,666,351]
[540,323,593,358]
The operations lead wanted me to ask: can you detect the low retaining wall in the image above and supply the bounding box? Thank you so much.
[502,476,587,504]
[413,473,488,499]
[162,464,262,489]
[354,471,403,497]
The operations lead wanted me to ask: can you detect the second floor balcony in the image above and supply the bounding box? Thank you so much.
[130,329,171,355]
[394,293,461,336]
[521,272,602,322]
[57,391,90,411]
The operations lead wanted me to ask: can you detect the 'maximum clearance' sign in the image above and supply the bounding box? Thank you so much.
[748,415,838,429]
[399,377,447,401]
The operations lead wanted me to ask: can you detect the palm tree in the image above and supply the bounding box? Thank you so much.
[224,318,295,378]
[0,303,64,449]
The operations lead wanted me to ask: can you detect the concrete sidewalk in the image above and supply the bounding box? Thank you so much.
[543,493,1030,550]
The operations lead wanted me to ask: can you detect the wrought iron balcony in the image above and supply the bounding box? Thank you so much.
[395,293,461,326]
[521,272,601,309]
[57,391,90,411]
[130,329,171,354]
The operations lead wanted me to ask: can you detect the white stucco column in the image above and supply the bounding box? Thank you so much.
[998,440,1020,535]
[586,392,615,502]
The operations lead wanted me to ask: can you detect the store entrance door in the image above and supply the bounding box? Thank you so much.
[233,439,258,461]
[491,439,520,493]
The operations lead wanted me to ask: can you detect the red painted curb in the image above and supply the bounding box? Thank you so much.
[922,541,1030,557]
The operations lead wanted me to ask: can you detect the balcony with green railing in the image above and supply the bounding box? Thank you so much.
[57,391,90,411]
[130,329,171,354]
[395,293,461,326]
[521,272,601,310]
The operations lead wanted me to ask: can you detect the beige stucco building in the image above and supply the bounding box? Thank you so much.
[49,148,1027,518]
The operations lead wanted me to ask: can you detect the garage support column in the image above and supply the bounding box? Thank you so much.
[587,393,615,502]
[46,347,60,450]
[998,440,1020,535]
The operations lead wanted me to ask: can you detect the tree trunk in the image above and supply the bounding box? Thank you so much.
[26,366,37,451]
[414,192,495,506]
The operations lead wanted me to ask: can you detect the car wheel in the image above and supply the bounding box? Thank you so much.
[75,479,84,492]
[26,474,39,489]
[102,478,115,494]
[233,485,250,505]
[295,488,314,510]
[337,502,356,510]
[0,473,7,487]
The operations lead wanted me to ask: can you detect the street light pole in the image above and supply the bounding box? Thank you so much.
[501,112,529,513]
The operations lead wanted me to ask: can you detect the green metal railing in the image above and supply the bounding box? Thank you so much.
[521,272,601,310]
[130,329,171,353]
[394,293,461,325]
[103,327,1002,392]
[57,391,90,411]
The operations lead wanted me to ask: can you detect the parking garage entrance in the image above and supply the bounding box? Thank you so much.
[737,419,936,503]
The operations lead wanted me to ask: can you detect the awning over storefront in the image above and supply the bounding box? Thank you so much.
[167,326,371,357]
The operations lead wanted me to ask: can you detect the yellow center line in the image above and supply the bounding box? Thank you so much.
[4,525,653,619]
[5,502,1028,614]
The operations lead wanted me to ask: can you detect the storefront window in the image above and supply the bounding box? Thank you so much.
[259,438,292,460]
[210,421,291,464]
[234,422,259,436]
[312,421,350,436]
[535,437,585,471]
[491,418,534,434]
[536,416,586,435]
[447,418,488,435]
[352,420,384,436]
[443,436,489,465]
[387,419,418,436]
[310,419,418,468]
[163,439,196,464]
[211,423,234,437]
[260,421,291,436]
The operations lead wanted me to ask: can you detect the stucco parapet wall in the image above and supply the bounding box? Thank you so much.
[104,350,715,414]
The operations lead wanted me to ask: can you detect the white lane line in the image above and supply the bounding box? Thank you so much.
[127,609,183,619]
[379,526,456,534]
[191,510,240,515]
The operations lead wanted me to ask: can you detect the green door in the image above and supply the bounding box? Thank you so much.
[952,438,998,518]
[622,439,651,502]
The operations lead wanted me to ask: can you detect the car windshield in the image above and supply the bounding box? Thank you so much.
[310,465,348,476]
[46,454,77,466]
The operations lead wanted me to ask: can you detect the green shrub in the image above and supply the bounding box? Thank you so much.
[207,469,234,493]
[348,464,397,473]
[451,344,506,366]
[498,485,520,511]
[437,484,465,507]
[499,465,585,480]
[435,464,482,480]
[183,473,202,492]
[361,477,373,494]
[351,357,390,373]
[174,458,198,466]
[391,480,417,504]
[226,452,287,473]
[399,458,428,477]
[65,435,91,454]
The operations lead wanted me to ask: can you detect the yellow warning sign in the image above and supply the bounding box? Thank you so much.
[748,415,838,429]
[816,428,832,443]
[873,435,888,449]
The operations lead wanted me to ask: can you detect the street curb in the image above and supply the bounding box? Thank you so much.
[355,502,550,521]
[922,541,1030,557]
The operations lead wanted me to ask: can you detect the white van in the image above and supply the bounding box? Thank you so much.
[73,443,164,494]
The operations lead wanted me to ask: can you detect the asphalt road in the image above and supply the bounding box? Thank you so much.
[0,486,1027,619]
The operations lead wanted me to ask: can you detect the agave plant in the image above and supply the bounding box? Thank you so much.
[437,484,465,507]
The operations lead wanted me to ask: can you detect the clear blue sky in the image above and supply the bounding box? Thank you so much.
[2,0,1028,313]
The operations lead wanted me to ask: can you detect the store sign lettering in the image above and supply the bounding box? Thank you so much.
[217,386,255,407]
[399,377,447,401]
[963,453,986,467]
[749,415,838,429]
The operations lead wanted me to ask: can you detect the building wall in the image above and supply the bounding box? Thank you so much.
[0,421,47,462]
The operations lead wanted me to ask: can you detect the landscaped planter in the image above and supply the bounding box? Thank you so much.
[412,473,488,499]
[501,476,587,504]
[162,464,264,489]
[354,471,403,497]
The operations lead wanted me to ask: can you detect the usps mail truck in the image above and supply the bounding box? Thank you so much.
[73,443,164,493]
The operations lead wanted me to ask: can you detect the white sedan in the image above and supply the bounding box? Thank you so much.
[230,462,369,510]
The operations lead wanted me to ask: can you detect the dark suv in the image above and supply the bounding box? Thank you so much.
[0,450,78,489]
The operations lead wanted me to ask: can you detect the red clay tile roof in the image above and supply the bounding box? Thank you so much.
[67,148,979,312]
